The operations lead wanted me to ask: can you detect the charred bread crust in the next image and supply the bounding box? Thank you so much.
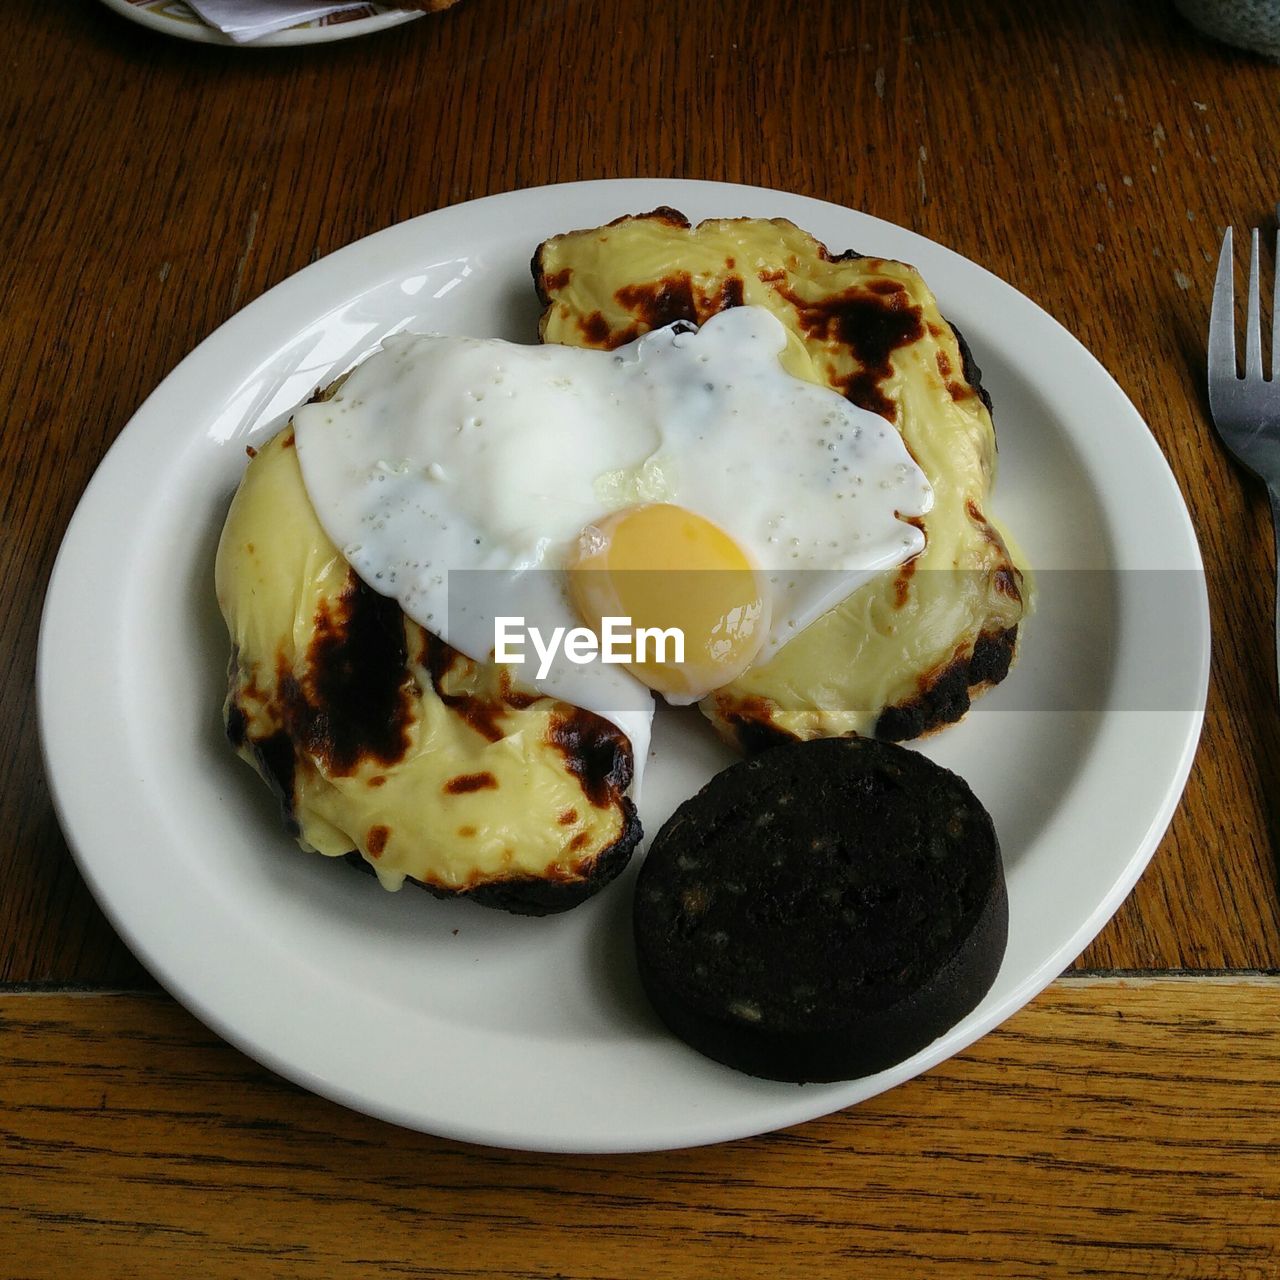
[341,798,642,917]
[633,737,1007,1082]
[947,319,994,416]
[715,624,1018,753]
[875,626,1018,742]
[720,707,800,756]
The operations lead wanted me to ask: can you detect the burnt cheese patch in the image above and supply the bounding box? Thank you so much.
[614,275,700,331]
[297,579,414,775]
[892,516,927,609]
[769,278,925,423]
[579,311,631,348]
[444,771,499,794]
[546,708,634,808]
[420,630,509,744]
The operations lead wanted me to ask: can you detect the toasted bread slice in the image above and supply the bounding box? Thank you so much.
[215,412,639,915]
[533,209,1028,747]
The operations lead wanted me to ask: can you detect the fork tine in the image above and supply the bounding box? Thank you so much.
[1273,225,1279,382]
[1210,226,1237,381]
[1246,228,1264,379]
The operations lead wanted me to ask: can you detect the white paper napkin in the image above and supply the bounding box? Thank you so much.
[184,0,375,42]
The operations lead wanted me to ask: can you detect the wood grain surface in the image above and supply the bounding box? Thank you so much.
[3,0,1279,984]
[0,978,1276,1278]
[4,3,1280,1272]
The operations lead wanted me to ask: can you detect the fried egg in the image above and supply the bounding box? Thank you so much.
[292,305,933,786]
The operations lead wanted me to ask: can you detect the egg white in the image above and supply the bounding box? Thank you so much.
[292,306,933,789]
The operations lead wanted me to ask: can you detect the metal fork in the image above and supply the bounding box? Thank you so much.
[1209,215,1280,693]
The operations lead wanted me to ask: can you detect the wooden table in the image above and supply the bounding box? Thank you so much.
[3,1,1279,1274]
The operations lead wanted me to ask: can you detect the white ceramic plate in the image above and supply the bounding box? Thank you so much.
[39,180,1209,1153]
[97,0,423,47]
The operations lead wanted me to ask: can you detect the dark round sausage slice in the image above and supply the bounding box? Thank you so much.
[633,736,1007,1082]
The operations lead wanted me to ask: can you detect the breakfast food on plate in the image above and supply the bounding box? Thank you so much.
[633,736,1008,1082]
[216,289,941,906]
[533,209,1029,749]
[292,306,931,717]
[217,205,1028,927]
[215,414,640,915]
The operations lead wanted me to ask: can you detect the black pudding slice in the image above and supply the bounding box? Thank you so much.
[633,737,1008,1083]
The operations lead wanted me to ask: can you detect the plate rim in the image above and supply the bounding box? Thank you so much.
[37,178,1210,1152]
[95,0,423,47]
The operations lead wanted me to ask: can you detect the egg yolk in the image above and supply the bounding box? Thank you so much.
[566,503,769,701]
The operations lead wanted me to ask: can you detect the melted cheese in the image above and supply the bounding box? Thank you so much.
[536,213,1029,739]
[215,427,632,891]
